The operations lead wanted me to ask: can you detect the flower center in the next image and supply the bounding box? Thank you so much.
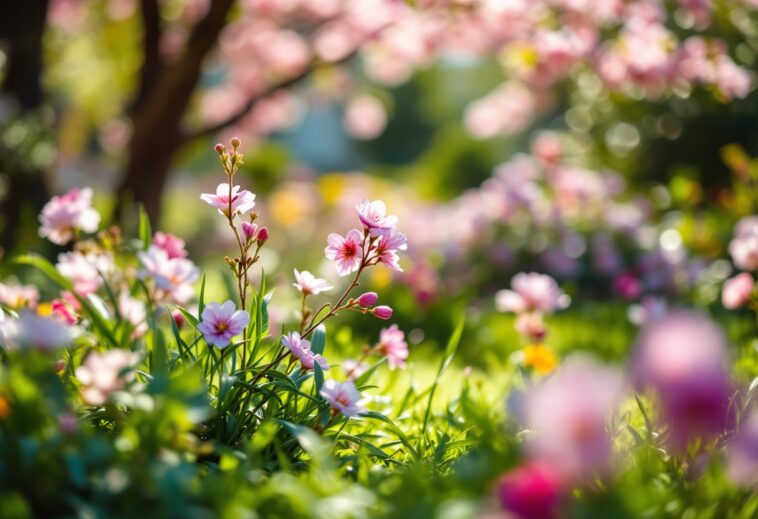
[216,321,229,333]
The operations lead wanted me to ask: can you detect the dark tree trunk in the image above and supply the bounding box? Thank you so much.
[0,0,51,254]
[115,0,235,226]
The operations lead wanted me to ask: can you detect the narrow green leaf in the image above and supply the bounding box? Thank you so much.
[311,325,326,355]
[13,254,72,290]
[138,206,152,251]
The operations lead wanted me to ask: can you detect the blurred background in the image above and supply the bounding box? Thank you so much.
[2,0,758,354]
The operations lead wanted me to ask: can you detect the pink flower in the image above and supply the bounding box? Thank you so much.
[293,269,333,296]
[320,379,366,417]
[56,252,112,295]
[376,324,408,369]
[51,299,77,325]
[118,293,147,338]
[633,311,734,450]
[495,272,570,314]
[138,245,199,304]
[356,292,378,307]
[197,300,250,349]
[152,231,187,259]
[356,199,398,236]
[722,272,753,309]
[325,229,364,276]
[523,355,625,484]
[614,272,643,300]
[256,226,269,244]
[282,331,329,371]
[13,311,79,350]
[200,183,256,217]
[0,282,39,309]
[39,187,101,245]
[729,216,758,271]
[344,95,387,140]
[342,359,368,380]
[75,349,140,405]
[373,232,407,272]
[495,463,563,519]
[727,410,758,490]
[373,305,393,320]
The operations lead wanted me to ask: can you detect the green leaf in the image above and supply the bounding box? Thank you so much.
[138,206,152,251]
[13,254,72,290]
[277,419,329,461]
[313,361,325,393]
[311,325,326,355]
[198,274,206,317]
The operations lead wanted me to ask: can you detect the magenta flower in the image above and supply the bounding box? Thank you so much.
[356,292,378,307]
[241,222,258,242]
[373,305,393,320]
[633,311,734,451]
[200,183,256,217]
[523,355,625,484]
[320,379,366,417]
[495,463,563,519]
[293,269,333,296]
[325,229,364,276]
[722,272,753,309]
[75,349,140,405]
[376,324,408,369]
[356,199,398,236]
[495,272,570,314]
[373,232,407,272]
[197,300,250,349]
[152,231,187,259]
[39,187,100,245]
[282,332,329,371]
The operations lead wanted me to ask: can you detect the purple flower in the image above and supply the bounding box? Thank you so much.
[633,311,734,450]
[325,229,364,276]
[320,379,366,417]
[293,269,333,296]
[282,332,329,371]
[356,199,398,236]
[197,301,250,349]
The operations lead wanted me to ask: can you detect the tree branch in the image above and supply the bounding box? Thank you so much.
[131,0,163,112]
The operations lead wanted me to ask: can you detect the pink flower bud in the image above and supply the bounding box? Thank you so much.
[357,292,378,307]
[171,310,185,330]
[230,137,241,148]
[241,222,258,242]
[214,143,225,154]
[257,226,269,245]
[373,305,393,320]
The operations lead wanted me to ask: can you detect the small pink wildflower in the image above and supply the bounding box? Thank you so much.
[320,379,366,417]
[325,229,364,276]
[373,232,407,272]
[56,252,112,296]
[138,245,199,304]
[200,183,256,217]
[75,349,140,405]
[152,231,187,259]
[293,269,333,296]
[197,300,250,349]
[495,272,570,314]
[242,222,258,242]
[39,187,100,245]
[376,324,408,369]
[281,332,329,371]
[356,199,398,236]
[0,282,39,309]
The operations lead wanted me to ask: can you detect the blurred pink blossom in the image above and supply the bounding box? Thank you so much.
[152,231,187,259]
[0,283,39,309]
[344,95,387,140]
[39,187,100,245]
[75,349,140,405]
[293,269,334,296]
[722,272,753,309]
[495,272,570,314]
[495,463,563,519]
[320,379,366,417]
[376,324,408,369]
[56,252,112,296]
[729,216,758,271]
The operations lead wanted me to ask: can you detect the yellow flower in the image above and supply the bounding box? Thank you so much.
[522,344,558,375]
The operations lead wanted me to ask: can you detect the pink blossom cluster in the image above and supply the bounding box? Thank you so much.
[496,272,569,342]
[75,349,140,405]
[138,245,199,304]
[39,187,101,245]
[282,331,329,371]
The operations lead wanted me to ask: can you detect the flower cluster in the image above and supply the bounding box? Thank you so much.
[723,216,758,309]
[38,187,100,245]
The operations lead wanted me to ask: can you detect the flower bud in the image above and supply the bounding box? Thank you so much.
[373,305,393,320]
[214,143,225,154]
[357,292,378,308]
[257,226,269,245]
[172,310,185,330]
[231,137,241,149]
[242,222,258,242]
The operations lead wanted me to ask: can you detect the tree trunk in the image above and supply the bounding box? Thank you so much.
[114,0,235,227]
[0,0,51,254]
